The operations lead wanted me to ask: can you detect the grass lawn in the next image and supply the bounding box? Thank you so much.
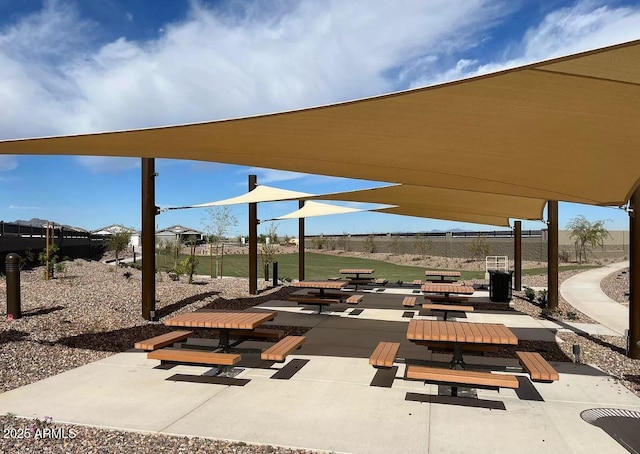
[154,252,598,282]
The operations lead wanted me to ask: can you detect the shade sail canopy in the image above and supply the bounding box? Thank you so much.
[374,205,511,227]
[311,184,545,220]
[269,199,512,226]
[1,40,639,205]
[164,185,313,210]
[271,201,372,220]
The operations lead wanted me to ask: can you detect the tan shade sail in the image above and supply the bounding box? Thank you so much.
[311,184,545,220]
[164,185,313,210]
[271,201,372,220]
[374,206,511,227]
[271,199,511,226]
[1,40,639,205]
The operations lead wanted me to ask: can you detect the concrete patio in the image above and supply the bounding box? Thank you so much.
[0,289,638,453]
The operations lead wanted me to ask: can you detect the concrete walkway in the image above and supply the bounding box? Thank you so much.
[560,261,629,336]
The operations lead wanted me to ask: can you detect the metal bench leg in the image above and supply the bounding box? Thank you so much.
[218,330,230,352]
[450,344,466,370]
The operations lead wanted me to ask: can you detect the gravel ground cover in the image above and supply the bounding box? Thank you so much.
[0,257,638,453]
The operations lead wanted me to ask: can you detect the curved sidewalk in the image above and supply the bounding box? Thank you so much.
[560,261,629,336]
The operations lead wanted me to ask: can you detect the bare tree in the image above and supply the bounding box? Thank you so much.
[202,206,238,278]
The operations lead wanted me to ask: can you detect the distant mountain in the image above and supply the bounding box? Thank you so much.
[13,218,86,232]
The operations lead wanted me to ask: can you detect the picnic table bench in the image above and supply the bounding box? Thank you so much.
[405,365,519,397]
[148,348,242,367]
[134,330,193,351]
[516,351,559,382]
[369,341,401,368]
[402,296,417,307]
[261,336,306,362]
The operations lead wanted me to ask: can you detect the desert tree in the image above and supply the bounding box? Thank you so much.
[107,230,132,265]
[566,215,610,263]
[202,206,238,277]
[260,222,279,280]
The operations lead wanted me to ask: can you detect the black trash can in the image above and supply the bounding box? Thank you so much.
[489,270,514,302]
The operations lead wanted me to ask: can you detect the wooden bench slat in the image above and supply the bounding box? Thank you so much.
[373,278,388,285]
[261,336,306,362]
[134,330,193,351]
[516,351,559,381]
[346,295,364,304]
[369,341,400,368]
[402,296,416,307]
[406,365,519,389]
[148,348,241,366]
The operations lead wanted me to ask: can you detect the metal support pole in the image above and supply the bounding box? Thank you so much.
[273,261,278,287]
[628,188,640,359]
[6,253,21,319]
[547,201,559,310]
[142,158,157,321]
[514,220,522,291]
[249,175,258,295]
[298,200,305,281]
[45,222,50,281]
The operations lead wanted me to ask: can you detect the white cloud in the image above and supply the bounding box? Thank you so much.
[74,156,140,173]
[0,155,18,171]
[411,0,640,87]
[9,205,41,210]
[1,0,639,165]
[0,0,510,139]
[242,167,355,188]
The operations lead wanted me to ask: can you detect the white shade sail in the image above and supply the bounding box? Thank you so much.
[164,185,313,210]
[270,201,375,220]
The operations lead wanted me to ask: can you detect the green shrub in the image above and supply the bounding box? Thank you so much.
[523,286,536,303]
[566,310,578,320]
[537,289,548,308]
[363,235,376,253]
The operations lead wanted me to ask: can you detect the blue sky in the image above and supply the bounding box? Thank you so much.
[0,0,639,237]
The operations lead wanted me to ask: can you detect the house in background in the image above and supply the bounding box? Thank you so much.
[92,224,140,248]
[155,225,205,245]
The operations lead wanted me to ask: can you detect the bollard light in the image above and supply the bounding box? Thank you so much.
[572,344,581,363]
[6,253,22,319]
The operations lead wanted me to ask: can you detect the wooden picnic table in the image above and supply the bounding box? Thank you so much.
[339,268,375,290]
[406,319,518,369]
[164,310,278,351]
[293,280,347,296]
[424,270,461,283]
[421,283,474,302]
[291,281,349,312]
[339,268,375,277]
